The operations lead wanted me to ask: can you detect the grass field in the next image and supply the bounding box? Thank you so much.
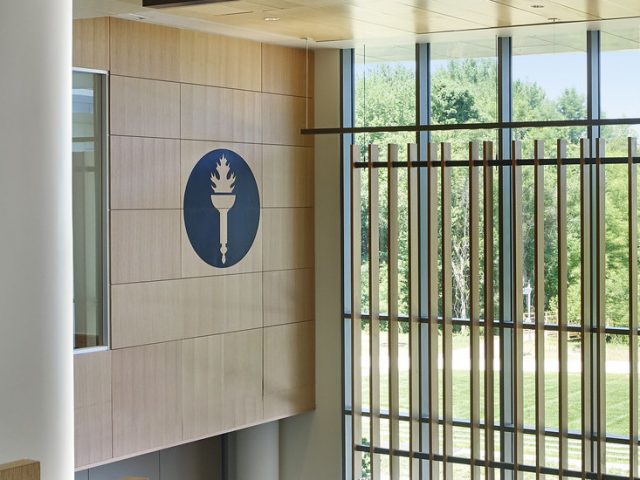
[354,331,638,478]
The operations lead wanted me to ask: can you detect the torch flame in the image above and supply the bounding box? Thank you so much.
[210,155,236,194]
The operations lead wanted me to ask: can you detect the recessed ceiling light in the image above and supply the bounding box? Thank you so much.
[530,4,544,8]
[264,16,280,21]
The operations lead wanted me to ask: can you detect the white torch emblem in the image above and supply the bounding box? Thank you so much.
[210,155,236,264]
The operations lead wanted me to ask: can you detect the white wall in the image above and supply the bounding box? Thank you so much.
[227,423,279,480]
[0,1,74,479]
[279,48,343,480]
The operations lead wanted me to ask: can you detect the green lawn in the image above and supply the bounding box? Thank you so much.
[356,333,637,477]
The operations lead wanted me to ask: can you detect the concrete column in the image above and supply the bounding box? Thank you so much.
[226,422,279,480]
[0,1,74,479]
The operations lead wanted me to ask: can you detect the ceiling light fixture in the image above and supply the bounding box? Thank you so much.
[548,17,559,22]
[530,4,544,8]
[264,16,280,21]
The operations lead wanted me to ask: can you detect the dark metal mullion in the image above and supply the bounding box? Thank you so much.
[301,117,640,136]
[353,156,640,169]
[498,35,514,480]
[629,137,638,479]
[595,139,607,477]
[484,141,496,480]
[469,141,481,480]
[416,42,431,479]
[587,31,601,473]
[340,48,355,480]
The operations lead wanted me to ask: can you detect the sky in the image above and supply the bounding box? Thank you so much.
[356,48,640,120]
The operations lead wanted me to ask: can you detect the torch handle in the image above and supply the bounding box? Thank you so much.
[219,208,228,264]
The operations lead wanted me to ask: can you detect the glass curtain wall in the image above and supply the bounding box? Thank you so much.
[343,19,640,480]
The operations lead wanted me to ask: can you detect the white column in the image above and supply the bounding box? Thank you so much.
[0,1,74,479]
[227,422,280,480]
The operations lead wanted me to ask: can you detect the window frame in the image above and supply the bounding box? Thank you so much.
[72,67,110,354]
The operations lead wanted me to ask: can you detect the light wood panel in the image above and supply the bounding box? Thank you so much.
[112,342,182,457]
[73,17,109,70]
[0,460,39,480]
[263,268,314,327]
[180,140,263,208]
[182,330,263,438]
[110,18,180,81]
[110,75,180,139]
[181,334,224,439]
[72,16,316,467]
[111,273,263,349]
[261,44,313,98]
[110,209,181,284]
[261,93,312,147]
[263,321,315,419]
[262,145,313,208]
[262,208,314,271]
[110,136,180,210]
[179,29,261,91]
[74,352,112,468]
[180,84,262,143]
[220,329,263,429]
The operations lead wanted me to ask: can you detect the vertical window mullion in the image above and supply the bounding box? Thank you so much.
[484,140,496,480]
[497,35,514,480]
[350,145,363,480]
[587,30,601,472]
[341,48,355,480]
[416,42,431,479]
[628,137,638,479]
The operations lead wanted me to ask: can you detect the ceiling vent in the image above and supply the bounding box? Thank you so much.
[143,0,238,7]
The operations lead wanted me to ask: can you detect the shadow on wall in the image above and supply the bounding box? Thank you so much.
[74,437,222,480]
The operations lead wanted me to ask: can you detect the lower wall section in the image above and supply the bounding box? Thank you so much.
[74,321,314,470]
[264,321,315,419]
[182,330,263,439]
[75,436,222,480]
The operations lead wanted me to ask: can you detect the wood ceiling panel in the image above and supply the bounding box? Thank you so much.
[491,0,599,21]
[402,0,547,27]
[553,0,640,18]
[74,0,640,45]
[345,2,486,33]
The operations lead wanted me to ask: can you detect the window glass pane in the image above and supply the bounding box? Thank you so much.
[72,71,106,349]
[355,44,416,134]
[431,36,497,126]
[602,25,640,122]
[513,30,587,122]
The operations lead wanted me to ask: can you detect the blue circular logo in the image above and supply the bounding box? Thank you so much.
[184,149,260,268]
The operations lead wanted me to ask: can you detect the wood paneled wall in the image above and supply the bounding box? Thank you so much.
[73,17,315,470]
